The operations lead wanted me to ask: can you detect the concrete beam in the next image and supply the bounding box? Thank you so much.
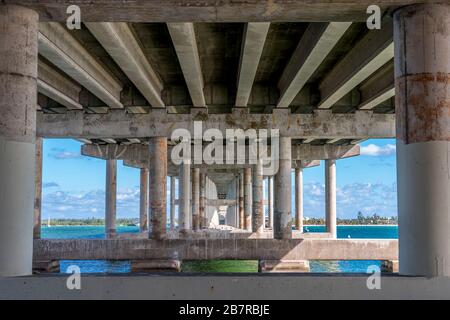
[14,1,404,22]
[358,61,395,110]
[85,23,164,108]
[33,238,398,261]
[81,143,360,163]
[38,58,82,110]
[37,109,395,139]
[38,22,123,109]
[167,23,206,108]
[236,22,270,107]
[318,21,394,109]
[277,22,351,108]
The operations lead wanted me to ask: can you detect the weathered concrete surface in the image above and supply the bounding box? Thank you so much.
[118,229,334,240]
[34,138,43,239]
[38,22,123,109]
[130,260,181,273]
[105,159,117,238]
[149,137,167,239]
[81,143,360,165]
[86,22,164,108]
[252,160,264,233]
[139,168,149,232]
[3,274,450,300]
[0,5,38,277]
[37,109,395,140]
[236,22,270,107]
[274,137,292,239]
[179,161,191,231]
[394,4,450,277]
[277,22,350,108]
[11,1,411,22]
[33,239,398,261]
[38,58,83,110]
[259,260,310,273]
[318,20,394,109]
[167,23,205,108]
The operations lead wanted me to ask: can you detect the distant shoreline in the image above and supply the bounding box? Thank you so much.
[43,224,398,227]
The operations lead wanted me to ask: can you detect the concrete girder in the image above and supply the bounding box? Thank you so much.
[85,22,165,108]
[235,22,270,107]
[37,109,395,139]
[317,20,394,109]
[14,1,402,22]
[37,58,82,110]
[277,22,351,108]
[358,60,394,110]
[167,23,206,108]
[81,143,360,162]
[38,22,123,109]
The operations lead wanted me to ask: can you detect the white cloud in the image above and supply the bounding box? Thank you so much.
[360,143,396,157]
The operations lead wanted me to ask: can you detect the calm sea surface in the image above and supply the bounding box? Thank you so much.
[42,225,398,274]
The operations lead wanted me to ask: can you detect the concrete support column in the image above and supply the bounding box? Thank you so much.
[0,5,38,277]
[243,167,252,231]
[105,159,117,238]
[199,173,206,229]
[34,138,43,239]
[252,160,264,233]
[170,176,176,230]
[149,137,167,240]
[274,137,292,239]
[325,159,337,238]
[238,173,244,229]
[394,4,450,276]
[268,176,274,229]
[139,168,149,232]
[295,167,304,232]
[179,161,191,231]
[191,168,200,230]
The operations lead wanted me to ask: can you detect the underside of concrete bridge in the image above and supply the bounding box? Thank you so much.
[1,0,450,299]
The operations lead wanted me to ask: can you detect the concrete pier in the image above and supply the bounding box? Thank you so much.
[268,176,274,229]
[170,176,176,230]
[149,137,168,240]
[325,159,337,238]
[34,137,43,239]
[252,160,264,233]
[0,5,38,276]
[394,4,450,277]
[191,168,200,230]
[139,168,149,232]
[105,159,117,238]
[238,173,245,229]
[295,167,304,232]
[244,167,252,231]
[274,137,292,239]
[199,173,206,229]
[179,161,191,231]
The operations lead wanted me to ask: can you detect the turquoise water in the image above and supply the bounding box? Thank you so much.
[42,225,398,274]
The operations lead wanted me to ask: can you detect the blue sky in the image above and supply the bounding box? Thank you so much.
[41,138,397,220]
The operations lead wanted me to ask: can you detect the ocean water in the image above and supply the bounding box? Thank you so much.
[42,225,398,274]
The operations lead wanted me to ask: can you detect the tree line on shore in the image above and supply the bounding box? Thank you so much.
[47,212,397,226]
